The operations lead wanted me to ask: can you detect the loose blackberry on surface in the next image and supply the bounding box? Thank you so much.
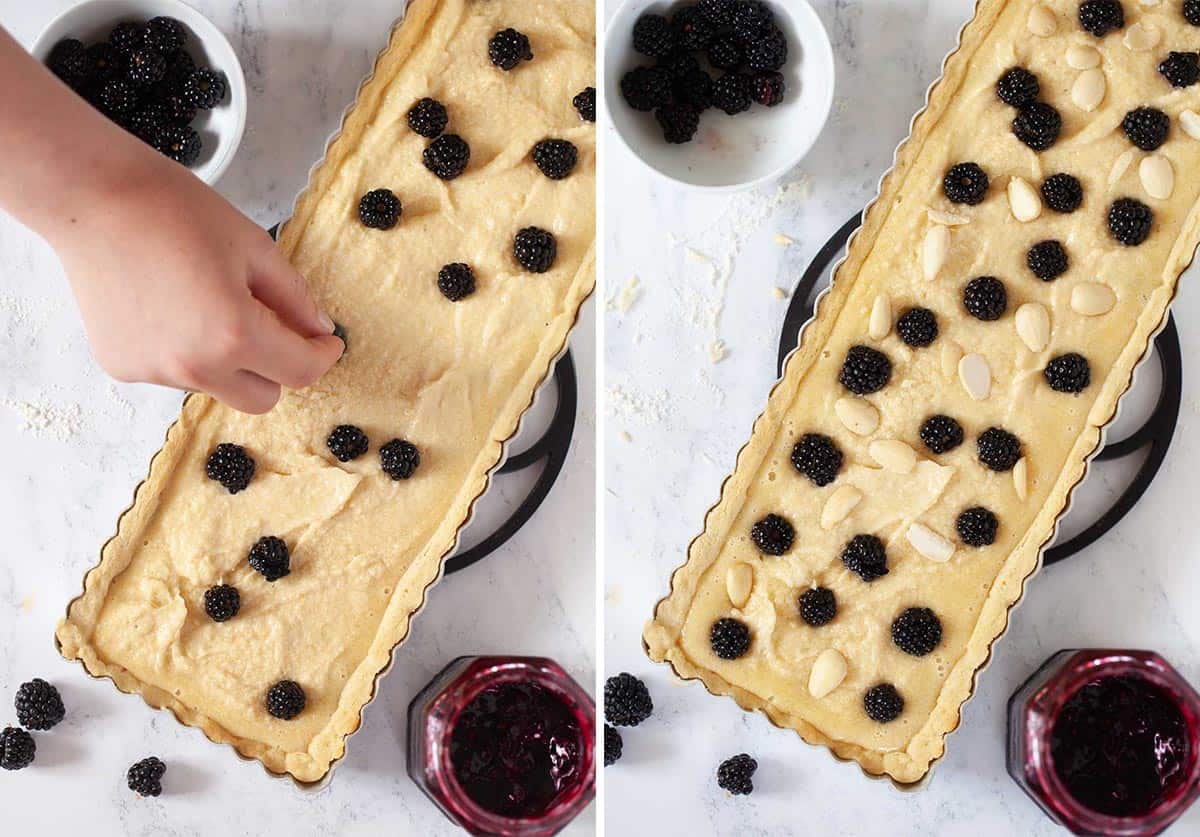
[357,188,402,230]
[205,443,255,494]
[1027,240,1068,281]
[842,534,889,581]
[1187,0,1200,26]
[437,263,476,301]
[838,345,891,394]
[716,754,757,795]
[406,97,448,138]
[423,134,471,180]
[864,683,904,723]
[182,68,226,109]
[1045,353,1091,393]
[154,124,202,166]
[799,587,837,626]
[750,513,794,555]
[1042,173,1083,213]
[996,66,1039,108]
[127,757,166,796]
[977,427,1022,472]
[963,276,1007,321]
[621,65,672,112]
[656,103,701,143]
[532,139,578,180]
[203,585,240,622]
[791,433,843,487]
[751,71,785,107]
[633,14,677,57]
[248,536,290,582]
[14,679,65,731]
[265,681,306,720]
[604,673,653,726]
[891,607,942,657]
[920,414,964,454]
[573,86,596,122]
[514,227,558,273]
[896,307,938,347]
[957,506,998,547]
[488,28,532,70]
[1160,51,1199,88]
[711,72,752,115]
[710,617,751,659]
[604,725,623,766]
[1122,107,1169,151]
[326,424,369,462]
[380,439,421,480]
[1012,102,1061,151]
[1078,0,1125,36]
[0,727,35,771]
[943,162,989,205]
[1108,197,1153,246]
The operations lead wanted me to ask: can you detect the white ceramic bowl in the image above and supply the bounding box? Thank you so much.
[605,0,834,192]
[30,0,247,185]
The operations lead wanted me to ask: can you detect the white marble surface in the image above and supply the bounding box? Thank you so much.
[603,0,1200,834]
[0,2,595,834]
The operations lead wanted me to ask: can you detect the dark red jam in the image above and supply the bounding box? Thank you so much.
[1050,676,1190,817]
[449,681,584,819]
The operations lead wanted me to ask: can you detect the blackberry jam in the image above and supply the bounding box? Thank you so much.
[1008,650,1200,835]
[408,656,595,836]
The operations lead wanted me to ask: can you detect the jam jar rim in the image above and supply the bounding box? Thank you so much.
[1024,649,1200,833]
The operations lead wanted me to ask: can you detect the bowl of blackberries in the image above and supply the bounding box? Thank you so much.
[31,0,247,184]
[606,0,834,191]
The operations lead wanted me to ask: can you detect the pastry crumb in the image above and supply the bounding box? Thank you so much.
[709,339,728,364]
[608,276,642,314]
[772,286,788,299]
[772,233,794,246]
[619,430,632,443]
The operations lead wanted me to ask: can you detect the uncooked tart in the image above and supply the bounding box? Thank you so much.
[57,0,595,783]
[645,0,1200,784]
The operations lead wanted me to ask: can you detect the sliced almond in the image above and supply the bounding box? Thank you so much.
[941,340,963,379]
[1066,44,1101,69]
[907,523,955,563]
[1071,69,1106,112]
[958,353,992,401]
[1071,282,1117,316]
[868,439,917,474]
[820,485,862,531]
[808,648,848,699]
[835,396,879,436]
[927,208,971,226]
[1182,110,1200,141]
[1123,20,1161,51]
[1139,154,1174,200]
[1013,457,1029,501]
[1109,149,1135,186]
[1015,303,1051,352]
[1008,176,1042,222]
[726,563,753,608]
[868,295,891,340]
[923,224,951,281]
[1027,4,1056,36]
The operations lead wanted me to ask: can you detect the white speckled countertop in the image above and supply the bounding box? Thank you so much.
[0,2,595,834]
[603,0,1200,834]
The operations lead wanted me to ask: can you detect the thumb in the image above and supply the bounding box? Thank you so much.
[249,246,335,339]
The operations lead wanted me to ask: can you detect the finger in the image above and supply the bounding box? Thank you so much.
[204,369,282,415]
[244,302,344,390]
[248,247,335,338]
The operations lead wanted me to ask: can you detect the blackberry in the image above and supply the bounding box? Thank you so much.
[248,536,290,581]
[1027,240,1068,281]
[707,34,744,70]
[357,188,401,230]
[109,22,146,54]
[1079,0,1125,36]
[488,28,533,70]
[750,513,794,556]
[1159,51,1200,88]
[514,227,557,273]
[1108,197,1153,246]
[717,754,757,796]
[751,71,785,107]
[996,66,1039,108]
[128,103,170,142]
[963,276,1007,321]
[1187,0,1200,25]
[838,345,892,395]
[672,6,715,51]
[423,134,471,180]
[604,724,623,766]
[406,97,448,138]
[732,0,775,42]
[656,103,701,144]
[698,0,737,27]
[1013,102,1062,151]
[380,439,421,480]
[841,534,889,581]
[604,673,653,726]
[48,39,91,88]
[144,16,186,56]
[326,425,368,461]
[710,617,751,659]
[154,123,202,166]
[1045,352,1091,393]
[127,757,165,796]
[920,415,964,454]
[896,307,938,347]
[943,162,989,205]
[205,443,255,493]
[182,68,225,109]
[158,91,197,125]
[891,607,942,657]
[98,79,139,117]
[632,14,677,58]
[573,87,596,122]
[712,73,752,115]
[620,65,672,111]
[956,506,998,547]
[977,427,1022,472]
[265,680,306,720]
[1122,107,1169,151]
[661,51,701,79]
[14,679,65,731]
[745,27,788,73]
[437,263,476,301]
[0,727,35,771]
[1042,173,1083,213]
[161,50,195,92]
[86,42,123,85]
[126,48,166,87]
[532,139,578,179]
[799,587,837,626]
[203,584,241,622]
[864,684,904,723]
[674,68,714,111]
[790,433,843,487]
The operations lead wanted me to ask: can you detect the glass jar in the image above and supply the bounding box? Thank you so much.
[407,656,595,836]
[1007,649,1200,836]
